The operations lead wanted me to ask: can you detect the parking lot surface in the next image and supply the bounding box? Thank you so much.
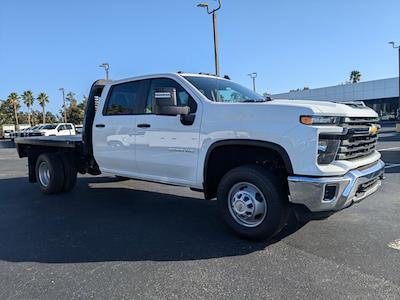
[0,131,399,299]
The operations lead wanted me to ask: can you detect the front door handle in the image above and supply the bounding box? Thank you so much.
[137,123,151,128]
[95,124,105,128]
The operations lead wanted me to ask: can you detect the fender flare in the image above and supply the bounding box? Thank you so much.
[203,139,293,185]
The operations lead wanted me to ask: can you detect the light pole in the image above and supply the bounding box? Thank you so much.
[389,41,400,132]
[59,87,66,123]
[99,63,110,81]
[248,72,257,92]
[197,0,222,77]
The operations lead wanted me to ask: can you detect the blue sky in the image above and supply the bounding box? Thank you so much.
[1,0,399,114]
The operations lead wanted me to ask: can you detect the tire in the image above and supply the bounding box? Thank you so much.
[35,153,65,194]
[217,165,288,240]
[58,153,77,192]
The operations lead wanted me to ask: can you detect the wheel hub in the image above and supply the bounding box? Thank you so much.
[38,161,50,187]
[233,199,246,214]
[232,192,253,215]
[228,182,267,227]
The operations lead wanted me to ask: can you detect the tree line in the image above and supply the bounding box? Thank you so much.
[0,91,87,127]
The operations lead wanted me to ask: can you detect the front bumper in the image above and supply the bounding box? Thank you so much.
[288,160,385,212]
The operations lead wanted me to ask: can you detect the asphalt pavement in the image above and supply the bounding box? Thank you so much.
[0,132,399,299]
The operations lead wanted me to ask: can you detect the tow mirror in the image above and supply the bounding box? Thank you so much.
[154,88,189,116]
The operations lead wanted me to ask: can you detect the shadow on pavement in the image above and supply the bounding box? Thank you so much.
[0,140,15,149]
[378,133,400,143]
[0,176,305,263]
[381,149,400,174]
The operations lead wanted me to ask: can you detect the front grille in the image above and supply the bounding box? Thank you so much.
[336,117,379,161]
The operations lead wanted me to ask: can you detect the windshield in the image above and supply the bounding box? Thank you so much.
[184,76,265,103]
[42,124,57,129]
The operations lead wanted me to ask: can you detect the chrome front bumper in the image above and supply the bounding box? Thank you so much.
[288,160,385,212]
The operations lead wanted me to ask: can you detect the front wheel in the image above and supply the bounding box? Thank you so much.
[217,165,288,240]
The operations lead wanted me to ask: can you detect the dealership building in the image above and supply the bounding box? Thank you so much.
[272,77,400,121]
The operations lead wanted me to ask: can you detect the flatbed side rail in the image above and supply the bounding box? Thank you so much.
[15,137,79,149]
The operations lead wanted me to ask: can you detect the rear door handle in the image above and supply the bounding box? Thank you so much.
[137,123,151,128]
[95,124,105,128]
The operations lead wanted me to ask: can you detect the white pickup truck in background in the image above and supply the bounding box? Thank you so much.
[15,73,384,240]
[33,123,76,136]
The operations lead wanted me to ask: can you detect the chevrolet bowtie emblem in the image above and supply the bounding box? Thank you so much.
[369,125,378,135]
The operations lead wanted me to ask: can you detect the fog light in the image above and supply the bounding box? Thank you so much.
[323,185,337,201]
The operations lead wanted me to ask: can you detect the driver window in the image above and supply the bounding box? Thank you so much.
[146,78,197,114]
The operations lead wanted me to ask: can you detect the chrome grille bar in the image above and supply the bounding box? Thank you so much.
[336,117,379,161]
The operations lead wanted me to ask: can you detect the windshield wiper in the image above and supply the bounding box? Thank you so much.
[242,99,267,103]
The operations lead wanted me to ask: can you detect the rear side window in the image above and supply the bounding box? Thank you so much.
[66,124,73,130]
[104,80,150,115]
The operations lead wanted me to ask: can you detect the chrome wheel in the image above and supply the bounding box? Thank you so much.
[38,161,50,187]
[228,182,267,227]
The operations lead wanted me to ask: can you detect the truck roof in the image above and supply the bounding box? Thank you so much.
[104,72,228,86]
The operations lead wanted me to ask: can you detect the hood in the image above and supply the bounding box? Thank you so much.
[268,99,378,117]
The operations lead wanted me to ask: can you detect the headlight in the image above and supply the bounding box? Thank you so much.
[318,138,340,164]
[300,115,340,125]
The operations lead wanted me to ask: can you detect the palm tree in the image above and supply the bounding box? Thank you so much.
[349,70,361,83]
[66,91,78,107]
[37,92,49,124]
[7,92,20,126]
[22,90,34,126]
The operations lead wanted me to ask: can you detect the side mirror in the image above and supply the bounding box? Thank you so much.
[153,88,189,116]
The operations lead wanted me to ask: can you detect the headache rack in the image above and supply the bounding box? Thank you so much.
[336,117,379,161]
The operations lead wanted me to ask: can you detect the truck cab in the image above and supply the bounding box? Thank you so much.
[93,75,200,185]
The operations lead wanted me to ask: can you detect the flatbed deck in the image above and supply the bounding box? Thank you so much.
[15,135,82,148]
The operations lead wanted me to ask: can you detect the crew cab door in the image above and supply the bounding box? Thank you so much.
[93,79,150,175]
[135,78,201,186]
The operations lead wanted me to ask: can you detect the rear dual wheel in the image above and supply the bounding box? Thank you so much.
[58,153,78,192]
[35,153,77,194]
